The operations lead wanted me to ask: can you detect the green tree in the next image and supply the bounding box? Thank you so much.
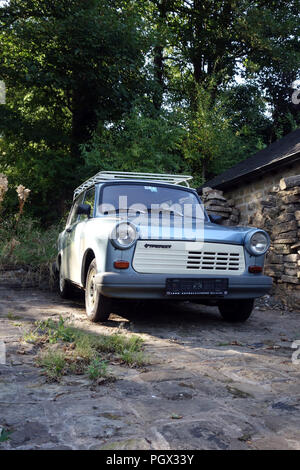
[0,0,147,220]
[82,103,187,176]
[142,0,300,126]
[182,87,254,184]
[1,0,300,221]
[241,1,300,140]
[222,83,271,151]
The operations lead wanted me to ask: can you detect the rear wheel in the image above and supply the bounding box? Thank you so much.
[58,263,74,299]
[85,259,112,322]
[218,299,254,323]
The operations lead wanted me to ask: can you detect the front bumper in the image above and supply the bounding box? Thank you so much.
[94,271,272,300]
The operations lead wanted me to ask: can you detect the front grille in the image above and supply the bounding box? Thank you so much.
[132,241,245,275]
[187,250,241,271]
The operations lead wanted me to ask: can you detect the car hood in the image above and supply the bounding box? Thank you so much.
[90,217,260,245]
[135,221,257,245]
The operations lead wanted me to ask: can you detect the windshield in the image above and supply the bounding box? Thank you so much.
[97,183,205,219]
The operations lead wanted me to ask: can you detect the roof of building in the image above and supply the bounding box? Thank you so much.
[198,127,300,192]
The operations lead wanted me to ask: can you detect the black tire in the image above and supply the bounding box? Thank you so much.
[218,299,254,323]
[85,259,112,322]
[58,263,74,299]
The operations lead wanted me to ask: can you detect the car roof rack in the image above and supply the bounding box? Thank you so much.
[73,171,193,200]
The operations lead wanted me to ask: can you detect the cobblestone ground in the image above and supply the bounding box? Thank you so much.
[0,283,300,450]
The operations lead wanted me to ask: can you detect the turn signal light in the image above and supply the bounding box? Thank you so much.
[114,260,130,269]
[248,266,262,274]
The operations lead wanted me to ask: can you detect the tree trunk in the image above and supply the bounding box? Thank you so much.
[71,85,98,161]
[152,0,169,112]
[153,44,164,111]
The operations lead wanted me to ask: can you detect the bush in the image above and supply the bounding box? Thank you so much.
[0,216,59,270]
[0,174,62,277]
[0,217,59,268]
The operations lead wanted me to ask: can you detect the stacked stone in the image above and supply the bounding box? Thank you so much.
[249,175,300,291]
[202,187,240,226]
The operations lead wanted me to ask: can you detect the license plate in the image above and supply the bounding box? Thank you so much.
[165,278,228,296]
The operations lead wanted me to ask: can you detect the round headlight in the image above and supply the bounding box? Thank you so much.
[110,222,138,249]
[246,230,270,256]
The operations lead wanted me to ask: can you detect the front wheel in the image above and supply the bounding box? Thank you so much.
[85,259,112,322]
[218,299,254,323]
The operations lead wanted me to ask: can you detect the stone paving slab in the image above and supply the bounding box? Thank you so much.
[0,285,300,449]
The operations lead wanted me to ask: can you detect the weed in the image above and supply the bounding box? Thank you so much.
[74,335,96,362]
[37,349,66,381]
[96,333,144,355]
[0,428,12,442]
[7,312,20,320]
[238,433,252,442]
[27,316,147,382]
[36,316,75,344]
[0,216,61,288]
[86,358,109,381]
[119,350,148,367]
[171,414,183,420]
[23,331,42,344]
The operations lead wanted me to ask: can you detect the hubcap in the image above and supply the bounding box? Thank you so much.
[59,270,64,292]
[87,268,97,310]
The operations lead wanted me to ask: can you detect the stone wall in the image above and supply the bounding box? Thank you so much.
[202,187,240,225]
[248,175,300,308]
[202,174,300,310]
[225,159,300,224]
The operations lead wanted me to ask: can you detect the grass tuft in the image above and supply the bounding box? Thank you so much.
[24,316,148,382]
[86,358,109,381]
[37,349,66,381]
[0,428,12,443]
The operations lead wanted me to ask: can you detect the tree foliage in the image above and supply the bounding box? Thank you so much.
[0,0,147,218]
[0,0,299,221]
[82,104,187,175]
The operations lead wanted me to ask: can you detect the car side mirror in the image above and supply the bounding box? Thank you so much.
[210,213,223,224]
[76,203,91,218]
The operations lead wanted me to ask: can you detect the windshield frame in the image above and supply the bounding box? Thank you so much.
[96,181,209,221]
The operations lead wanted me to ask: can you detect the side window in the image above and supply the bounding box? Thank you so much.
[83,187,95,218]
[67,193,85,226]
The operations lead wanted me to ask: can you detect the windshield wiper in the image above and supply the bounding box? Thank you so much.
[148,208,205,220]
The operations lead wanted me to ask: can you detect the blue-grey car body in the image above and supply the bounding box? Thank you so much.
[57,180,272,303]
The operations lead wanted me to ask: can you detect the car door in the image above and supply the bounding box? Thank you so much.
[75,187,96,282]
[62,192,85,284]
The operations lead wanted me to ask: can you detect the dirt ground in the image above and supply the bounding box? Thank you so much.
[0,281,300,450]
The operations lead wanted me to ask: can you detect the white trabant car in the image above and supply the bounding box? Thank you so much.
[56,171,272,323]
